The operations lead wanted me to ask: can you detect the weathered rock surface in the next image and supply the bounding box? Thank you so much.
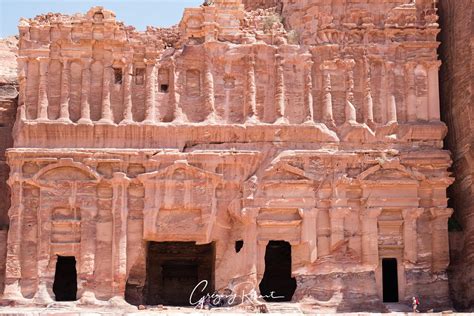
[0,0,458,312]
[438,0,474,311]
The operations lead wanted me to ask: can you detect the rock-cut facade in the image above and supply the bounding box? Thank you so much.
[0,0,456,311]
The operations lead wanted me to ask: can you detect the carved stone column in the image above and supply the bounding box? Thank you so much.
[79,203,98,299]
[402,208,424,264]
[120,62,134,124]
[111,173,131,297]
[242,207,259,287]
[329,208,349,249]
[299,208,319,263]
[143,60,157,124]
[322,70,335,127]
[405,62,417,122]
[378,61,388,123]
[430,208,453,272]
[274,54,288,124]
[303,56,315,124]
[245,53,258,123]
[363,56,374,126]
[17,57,28,121]
[99,66,114,124]
[426,61,442,121]
[170,58,186,123]
[360,208,382,266]
[204,55,218,122]
[3,171,24,300]
[386,62,398,124]
[58,58,72,123]
[37,57,49,121]
[345,60,357,124]
[78,59,92,124]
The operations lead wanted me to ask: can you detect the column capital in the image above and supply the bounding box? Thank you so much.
[421,60,442,70]
[241,207,259,224]
[111,172,131,186]
[402,208,424,220]
[360,207,382,219]
[298,208,319,218]
[429,207,453,220]
[330,207,350,219]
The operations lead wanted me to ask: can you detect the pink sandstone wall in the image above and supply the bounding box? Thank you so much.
[438,0,474,311]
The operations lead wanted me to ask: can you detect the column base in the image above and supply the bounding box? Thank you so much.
[57,117,72,124]
[97,118,114,125]
[32,282,54,305]
[2,280,25,301]
[78,118,93,125]
[274,117,289,125]
[245,115,260,125]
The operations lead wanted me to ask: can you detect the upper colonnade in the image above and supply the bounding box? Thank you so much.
[14,0,445,146]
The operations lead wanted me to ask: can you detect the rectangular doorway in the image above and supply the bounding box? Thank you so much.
[145,241,214,306]
[382,258,399,302]
[53,256,77,301]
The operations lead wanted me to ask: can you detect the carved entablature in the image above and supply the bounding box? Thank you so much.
[137,160,224,243]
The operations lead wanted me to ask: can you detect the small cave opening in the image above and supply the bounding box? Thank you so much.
[259,240,296,302]
[53,256,77,301]
[160,84,169,93]
[114,68,123,84]
[382,258,399,303]
[235,240,244,253]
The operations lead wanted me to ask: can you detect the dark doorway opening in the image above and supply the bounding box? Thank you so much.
[382,258,399,302]
[53,256,77,301]
[145,242,214,306]
[259,240,296,302]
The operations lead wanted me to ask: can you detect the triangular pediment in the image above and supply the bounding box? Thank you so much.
[138,161,223,183]
[263,162,314,182]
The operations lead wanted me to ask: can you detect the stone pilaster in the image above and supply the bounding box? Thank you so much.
[242,207,259,286]
[58,58,72,123]
[204,55,219,122]
[402,208,424,265]
[329,208,349,249]
[110,172,131,297]
[245,53,258,123]
[3,171,24,300]
[143,60,157,124]
[170,58,187,123]
[17,57,28,121]
[99,66,114,124]
[430,208,454,272]
[120,62,134,124]
[322,71,335,127]
[405,62,417,122]
[37,57,49,121]
[360,208,382,266]
[300,208,319,263]
[426,61,442,121]
[78,59,92,124]
[303,55,315,124]
[274,53,288,124]
[364,56,374,126]
[386,62,398,124]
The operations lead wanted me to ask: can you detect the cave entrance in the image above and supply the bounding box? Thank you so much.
[52,256,77,301]
[146,241,214,306]
[382,258,399,302]
[259,240,296,302]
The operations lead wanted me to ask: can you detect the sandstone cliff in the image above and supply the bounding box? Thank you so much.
[438,0,474,311]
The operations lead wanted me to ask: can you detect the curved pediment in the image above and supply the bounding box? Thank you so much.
[33,159,100,183]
